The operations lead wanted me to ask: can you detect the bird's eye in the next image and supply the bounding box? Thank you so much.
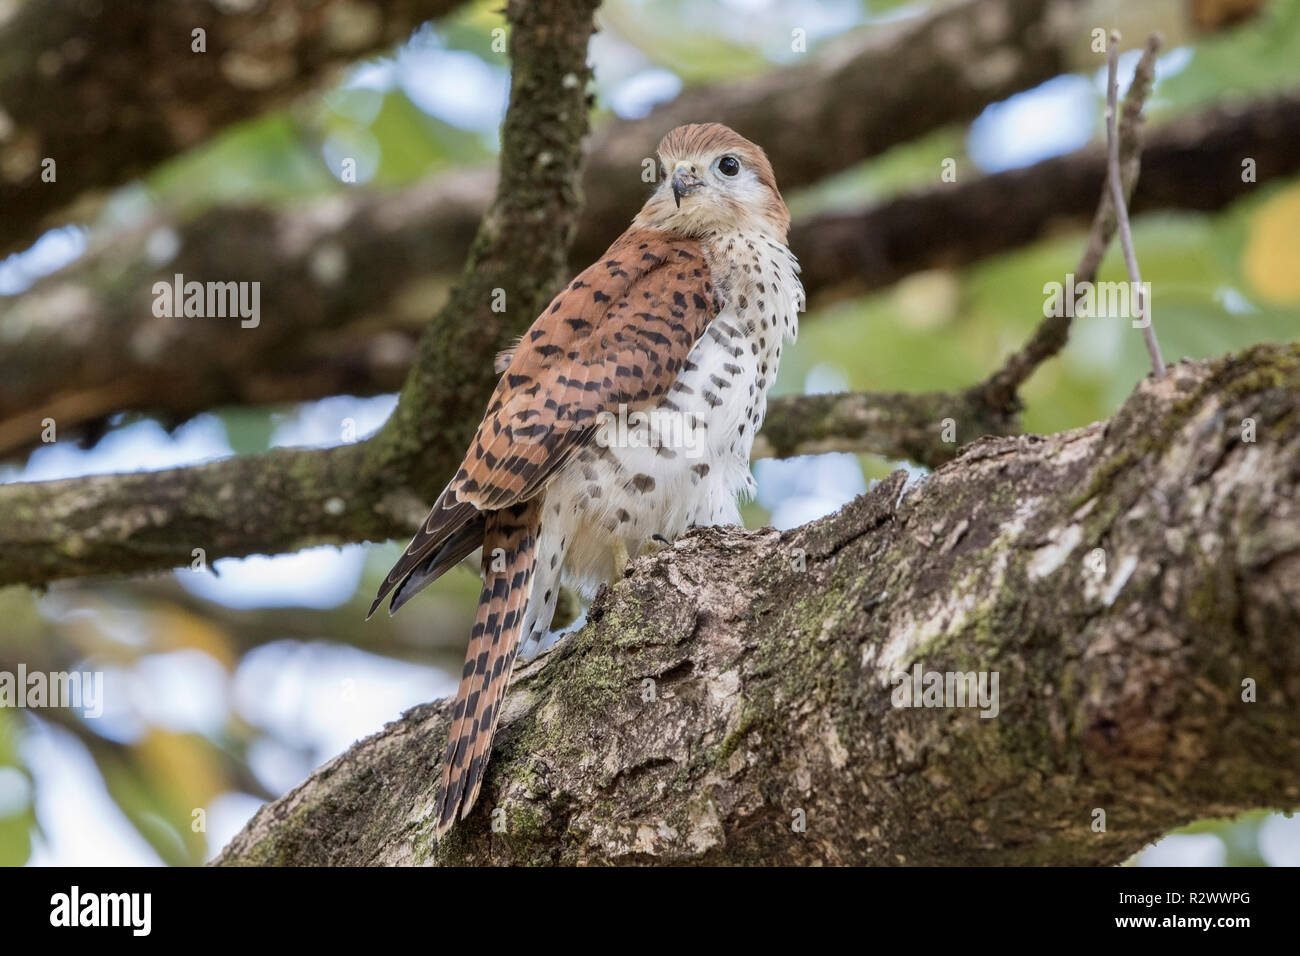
[718,155,740,177]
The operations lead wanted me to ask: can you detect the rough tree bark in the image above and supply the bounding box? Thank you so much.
[215,342,1300,865]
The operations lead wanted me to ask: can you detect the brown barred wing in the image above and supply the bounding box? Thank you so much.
[454,228,720,512]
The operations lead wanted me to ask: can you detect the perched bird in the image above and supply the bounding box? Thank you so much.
[368,123,804,835]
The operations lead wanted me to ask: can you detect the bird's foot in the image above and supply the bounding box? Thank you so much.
[611,537,630,579]
[638,533,672,558]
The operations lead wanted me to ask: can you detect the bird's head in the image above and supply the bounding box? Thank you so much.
[635,123,790,241]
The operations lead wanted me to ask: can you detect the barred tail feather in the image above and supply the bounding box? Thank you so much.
[434,500,540,835]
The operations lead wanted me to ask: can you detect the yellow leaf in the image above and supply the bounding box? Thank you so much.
[135,730,226,812]
[150,606,238,670]
[1243,184,1300,304]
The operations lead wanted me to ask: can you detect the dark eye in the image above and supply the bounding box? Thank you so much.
[718,155,740,177]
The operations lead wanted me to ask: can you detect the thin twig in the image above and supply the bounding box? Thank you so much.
[976,33,1163,408]
[1107,30,1165,378]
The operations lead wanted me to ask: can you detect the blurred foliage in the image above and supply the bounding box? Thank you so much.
[1154,0,1300,112]
[786,128,968,220]
[0,710,37,866]
[1173,810,1273,866]
[596,1,776,84]
[6,0,1300,865]
[786,181,1300,443]
[98,733,209,866]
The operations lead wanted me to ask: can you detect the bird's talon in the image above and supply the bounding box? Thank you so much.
[611,538,630,579]
[639,534,671,558]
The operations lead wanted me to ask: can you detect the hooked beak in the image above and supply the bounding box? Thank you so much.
[670,163,704,208]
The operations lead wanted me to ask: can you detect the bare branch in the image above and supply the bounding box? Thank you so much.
[753,387,1013,466]
[974,33,1162,413]
[1107,32,1166,378]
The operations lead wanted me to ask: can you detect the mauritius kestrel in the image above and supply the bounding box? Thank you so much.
[369,123,805,835]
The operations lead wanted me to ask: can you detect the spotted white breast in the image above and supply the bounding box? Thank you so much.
[519,230,803,656]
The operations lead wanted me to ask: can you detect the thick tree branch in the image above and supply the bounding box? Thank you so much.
[0,0,466,256]
[0,380,1000,591]
[0,0,600,587]
[0,33,1158,587]
[216,343,1300,866]
[6,91,1296,458]
[0,441,407,587]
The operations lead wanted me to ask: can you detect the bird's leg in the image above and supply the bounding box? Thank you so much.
[611,536,630,579]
